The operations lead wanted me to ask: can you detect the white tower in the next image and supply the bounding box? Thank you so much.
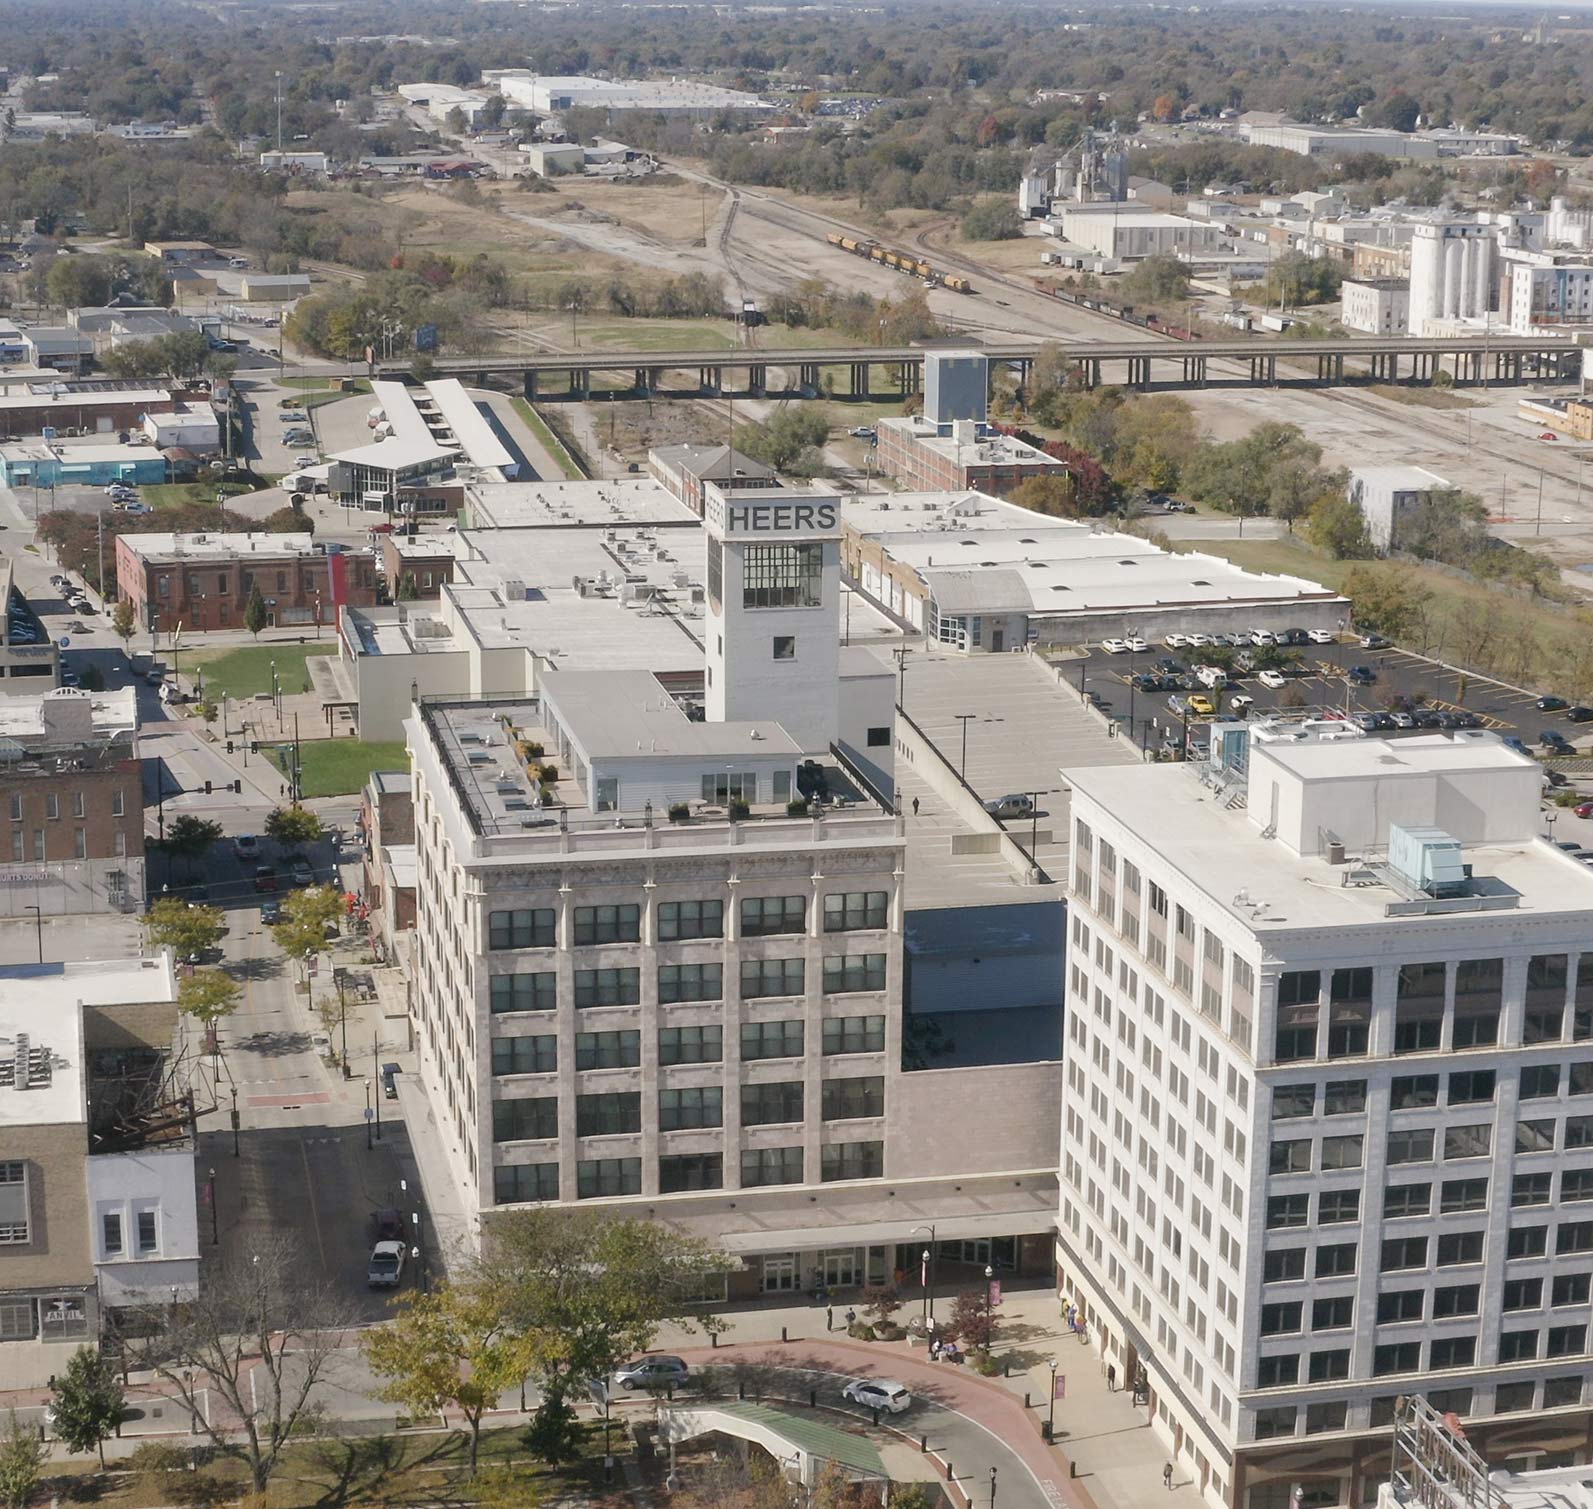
[703,482,841,753]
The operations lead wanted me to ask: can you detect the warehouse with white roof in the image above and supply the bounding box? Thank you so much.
[840,492,1346,651]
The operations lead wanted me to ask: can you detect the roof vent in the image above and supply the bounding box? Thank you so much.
[1388,823,1467,898]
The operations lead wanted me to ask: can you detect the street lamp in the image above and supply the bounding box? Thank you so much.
[910,1223,938,1326]
[955,713,975,779]
[1048,1359,1059,1441]
[363,1079,372,1150]
[208,1167,218,1246]
[984,1264,995,1355]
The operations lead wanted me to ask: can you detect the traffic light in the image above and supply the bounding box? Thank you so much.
[204,781,212,795]
[226,740,234,754]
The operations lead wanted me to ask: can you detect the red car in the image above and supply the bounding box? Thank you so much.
[1576,803,1593,819]
[253,864,278,893]
[1541,431,1560,441]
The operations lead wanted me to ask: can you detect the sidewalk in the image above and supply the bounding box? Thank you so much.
[656,1285,1202,1509]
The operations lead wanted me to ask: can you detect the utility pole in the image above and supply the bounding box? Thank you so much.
[96,508,105,597]
[275,72,284,152]
[292,711,301,801]
[374,1029,383,1142]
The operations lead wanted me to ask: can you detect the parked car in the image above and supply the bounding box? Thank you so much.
[1229,694,1254,713]
[1347,666,1377,685]
[1185,632,1212,647]
[1187,694,1216,716]
[367,1241,406,1288]
[1276,628,1309,646]
[1358,633,1391,650]
[1541,431,1560,441]
[1195,665,1227,689]
[1163,633,1190,650]
[1575,802,1593,819]
[1155,658,1184,675]
[1249,629,1276,647]
[253,864,278,893]
[614,1356,690,1390]
[234,834,260,860]
[289,857,314,887]
[1307,629,1336,645]
[1100,638,1128,655]
[1568,706,1593,723]
[1537,696,1570,712]
[1542,730,1573,751]
[1124,636,1148,653]
[1390,712,1415,729]
[1258,670,1288,690]
[143,668,163,687]
[849,426,876,440]
[982,793,1035,820]
[382,1062,402,1100]
[260,899,282,924]
[372,1208,404,1242]
[842,1379,912,1414]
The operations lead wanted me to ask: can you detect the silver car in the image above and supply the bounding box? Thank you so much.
[613,1355,689,1389]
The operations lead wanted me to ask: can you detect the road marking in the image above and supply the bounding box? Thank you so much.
[299,1136,327,1271]
[245,1092,332,1107]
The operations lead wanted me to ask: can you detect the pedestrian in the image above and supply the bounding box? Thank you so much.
[826,1305,834,1332]
[912,796,920,817]
[845,1307,857,1329]
[929,1337,941,1362]
[1107,1364,1116,1392]
[1163,1464,1174,1492]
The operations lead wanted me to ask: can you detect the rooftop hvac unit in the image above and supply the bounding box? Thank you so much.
[1388,823,1467,897]
[501,578,526,600]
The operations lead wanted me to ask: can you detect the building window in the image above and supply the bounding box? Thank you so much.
[494,1164,558,1204]
[821,1141,884,1181]
[6,795,18,822]
[1308,1350,1350,1382]
[1546,1376,1585,1407]
[574,1031,641,1070]
[111,790,124,818]
[1498,1330,1539,1363]
[1384,1182,1432,1218]
[658,964,723,1004]
[72,828,86,860]
[102,1211,123,1257]
[1254,1406,1297,1439]
[866,727,890,747]
[577,1158,641,1199]
[1315,1243,1357,1277]
[1312,1296,1353,1330]
[1504,1278,1543,1310]
[1495,1382,1536,1413]
[492,1098,558,1142]
[1562,1223,1593,1254]
[1521,1065,1561,1099]
[1373,1342,1422,1376]
[1453,958,1502,1047]
[489,973,555,1014]
[574,968,640,1008]
[823,891,888,932]
[1257,1353,1299,1387]
[1394,962,1445,1052]
[1510,1226,1549,1258]
[1269,1140,1311,1175]
[491,1035,556,1075]
[1263,1249,1305,1282]
[742,1081,804,1126]
[1552,1273,1591,1307]
[658,900,723,940]
[1272,1085,1315,1119]
[1514,1173,1553,1207]
[39,1298,87,1341]
[822,1016,885,1055]
[741,895,806,937]
[741,1020,803,1060]
[71,792,84,819]
[0,1162,30,1244]
[135,1208,158,1254]
[658,1026,722,1065]
[1266,1194,1309,1230]
[741,958,805,999]
[1434,1284,1481,1318]
[1441,1178,1489,1214]
[772,636,796,660]
[821,1076,884,1120]
[1444,1124,1491,1160]
[44,793,58,821]
[1564,1168,1593,1201]
[1318,1189,1360,1223]
[1327,967,1372,1057]
[1323,1079,1366,1115]
[742,1146,803,1187]
[489,908,556,950]
[659,1154,723,1193]
[0,1300,35,1342]
[822,954,886,994]
[659,1087,722,1131]
[576,1092,642,1136]
[1260,1302,1303,1335]
[742,542,823,609]
[1526,954,1569,1042]
[1387,1129,1435,1165]
[1377,1290,1424,1323]
[1381,1237,1428,1272]
[1447,1070,1495,1104]
[1436,1230,1485,1266]
[573,905,640,946]
[1305,1401,1348,1434]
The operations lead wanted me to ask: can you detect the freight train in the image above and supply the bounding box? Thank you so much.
[825,232,974,294]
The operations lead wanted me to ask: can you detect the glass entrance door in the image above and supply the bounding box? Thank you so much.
[762,1253,798,1292]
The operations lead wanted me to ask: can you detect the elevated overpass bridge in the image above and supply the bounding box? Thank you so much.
[358,333,1581,401]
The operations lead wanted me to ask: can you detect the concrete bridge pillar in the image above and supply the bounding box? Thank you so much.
[699,366,721,396]
[523,370,539,399]
[569,369,589,397]
[851,362,870,399]
[799,362,820,393]
[748,364,766,397]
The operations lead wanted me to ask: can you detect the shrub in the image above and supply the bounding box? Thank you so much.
[668,802,690,822]
[846,1320,876,1341]
[517,740,544,761]
[786,798,810,816]
[728,799,751,820]
[537,763,559,783]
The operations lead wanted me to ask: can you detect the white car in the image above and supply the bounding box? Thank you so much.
[295,454,317,468]
[234,834,260,860]
[1186,632,1212,647]
[1307,629,1336,645]
[842,1379,912,1415]
[367,1241,406,1288]
[1258,670,1288,689]
[1250,630,1276,646]
[1163,633,1190,649]
[1124,636,1149,653]
[1195,665,1227,689]
[1100,638,1128,655]
[1229,694,1254,712]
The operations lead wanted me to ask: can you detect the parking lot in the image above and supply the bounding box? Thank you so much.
[1076,633,1593,778]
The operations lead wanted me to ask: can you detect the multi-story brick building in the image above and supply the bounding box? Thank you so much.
[1059,721,1593,1509]
[874,415,1068,497]
[0,688,143,915]
[114,532,379,635]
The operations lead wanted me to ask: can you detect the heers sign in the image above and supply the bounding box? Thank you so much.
[717,499,838,534]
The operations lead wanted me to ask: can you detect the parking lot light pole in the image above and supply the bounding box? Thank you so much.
[363,1080,372,1150]
[1048,1360,1059,1439]
[955,714,975,778]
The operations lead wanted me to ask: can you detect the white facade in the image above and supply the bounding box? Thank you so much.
[1548,196,1593,253]
[1407,222,1496,334]
[87,1147,199,1306]
[704,484,841,754]
[143,405,220,453]
[1339,279,1410,335]
[1348,465,1451,552]
[1055,206,1223,263]
[259,151,329,175]
[1504,249,1593,334]
[1060,725,1593,1509]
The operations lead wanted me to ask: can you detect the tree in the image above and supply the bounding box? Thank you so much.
[194,699,218,725]
[264,804,323,850]
[0,1411,43,1509]
[111,597,137,647]
[943,1289,995,1354]
[862,1283,903,1330]
[144,897,225,958]
[120,1235,350,1494]
[488,1209,728,1412]
[445,106,468,134]
[46,254,113,310]
[1010,474,1079,517]
[1121,254,1190,304]
[1340,563,1431,642]
[364,1280,536,1476]
[1304,494,1373,559]
[165,814,222,875]
[397,573,420,601]
[271,885,344,987]
[179,968,241,1027]
[49,1347,125,1468]
[244,586,268,639]
[960,200,1023,241]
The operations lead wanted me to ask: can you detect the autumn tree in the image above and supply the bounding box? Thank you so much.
[111,597,137,648]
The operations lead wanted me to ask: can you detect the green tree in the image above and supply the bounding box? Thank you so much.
[271,885,344,988]
[1010,473,1079,517]
[733,406,831,472]
[179,968,241,1027]
[960,200,1023,241]
[364,1281,536,1476]
[165,814,222,875]
[1341,563,1431,642]
[244,586,269,639]
[264,804,323,850]
[144,897,225,958]
[0,1411,43,1509]
[397,573,420,601]
[1304,493,1373,559]
[1121,253,1190,304]
[45,254,114,310]
[49,1347,125,1469]
[111,597,137,648]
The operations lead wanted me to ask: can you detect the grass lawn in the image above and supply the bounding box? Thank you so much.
[46,1421,620,1509]
[141,481,258,511]
[182,643,334,699]
[269,738,409,797]
[509,397,586,479]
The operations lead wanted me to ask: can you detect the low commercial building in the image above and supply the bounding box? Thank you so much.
[379,533,472,598]
[1339,278,1411,335]
[0,688,144,915]
[0,560,60,692]
[237,273,311,303]
[841,490,1346,650]
[648,443,779,516]
[519,144,586,177]
[497,74,773,117]
[0,439,165,489]
[397,83,494,126]
[22,328,93,375]
[1054,204,1224,262]
[874,415,1067,497]
[115,532,379,636]
[0,381,179,440]
[259,150,329,175]
[1240,122,1519,159]
[359,770,416,954]
[142,241,220,267]
[142,404,220,455]
[1349,465,1452,552]
[1504,247,1593,334]
[0,952,196,1386]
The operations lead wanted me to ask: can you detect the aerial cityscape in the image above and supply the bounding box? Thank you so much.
[5,4,1593,1509]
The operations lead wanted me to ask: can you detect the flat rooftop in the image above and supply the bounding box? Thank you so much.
[467,477,698,529]
[0,686,137,741]
[1066,736,1593,937]
[420,379,514,474]
[118,532,328,562]
[0,956,178,1128]
[879,417,1064,469]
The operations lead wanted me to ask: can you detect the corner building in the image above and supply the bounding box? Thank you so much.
[1058,724,1593,1509]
